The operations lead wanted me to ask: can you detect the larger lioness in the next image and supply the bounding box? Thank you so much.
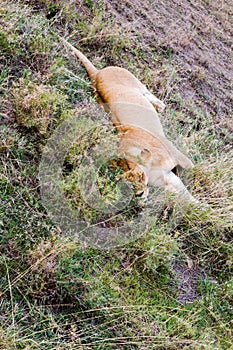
[63,39,196,202]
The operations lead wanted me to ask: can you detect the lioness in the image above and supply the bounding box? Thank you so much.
[63,39,196,202]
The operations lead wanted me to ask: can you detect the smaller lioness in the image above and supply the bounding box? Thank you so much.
[63,39,196,202]
[118,126,195,202]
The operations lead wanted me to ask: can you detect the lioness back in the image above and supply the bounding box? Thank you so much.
[96,67,145,89]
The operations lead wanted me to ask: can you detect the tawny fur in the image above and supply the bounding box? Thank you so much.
[63,39,165,136]
[63,39,196,202]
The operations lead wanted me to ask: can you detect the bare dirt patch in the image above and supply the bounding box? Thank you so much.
[172,260,205,304]
[106,0,233,120]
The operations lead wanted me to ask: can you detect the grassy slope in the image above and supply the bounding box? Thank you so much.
[0,0,232,349]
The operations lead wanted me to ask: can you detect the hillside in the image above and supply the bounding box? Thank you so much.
[0,0,232,349]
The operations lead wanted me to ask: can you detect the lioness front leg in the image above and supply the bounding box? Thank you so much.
[163,171,198,204]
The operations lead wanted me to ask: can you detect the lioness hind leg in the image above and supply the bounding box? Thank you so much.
[143,90,166,112]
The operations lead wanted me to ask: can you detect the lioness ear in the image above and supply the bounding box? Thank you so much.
[140,148,151,162]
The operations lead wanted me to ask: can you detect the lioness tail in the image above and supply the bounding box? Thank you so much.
[62,39,98,84]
